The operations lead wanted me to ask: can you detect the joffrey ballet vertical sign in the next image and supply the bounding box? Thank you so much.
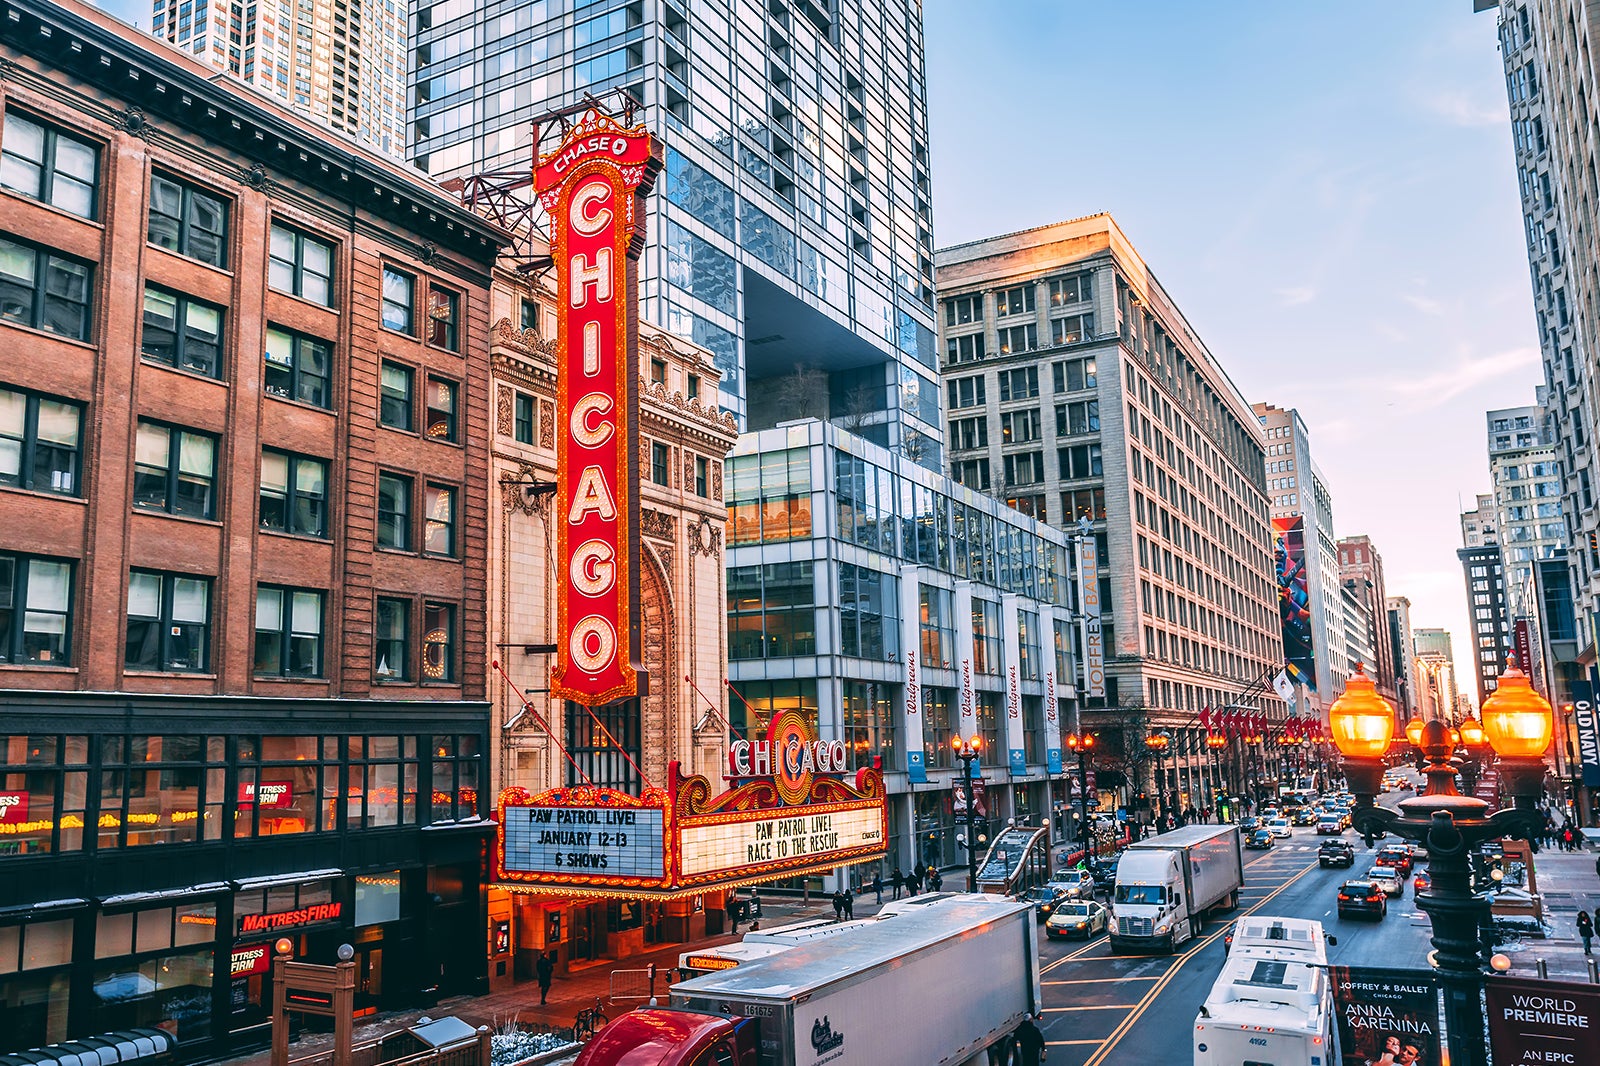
[536,112,662,705]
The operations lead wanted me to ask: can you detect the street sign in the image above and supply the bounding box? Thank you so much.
[1328,967,1442,1066]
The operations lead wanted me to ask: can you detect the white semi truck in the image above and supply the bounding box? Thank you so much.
[576,894,1040,1066]
[1193,915,1338,1066]
[1109,824,1244,952]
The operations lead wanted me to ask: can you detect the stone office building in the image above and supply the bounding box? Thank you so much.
[934,214,1285,817]
[0,0,505,1053]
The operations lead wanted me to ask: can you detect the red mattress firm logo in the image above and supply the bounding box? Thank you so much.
[0,791,28,825]
[230,945,272,977]
[239,902,342,934]
[238,781,293,808]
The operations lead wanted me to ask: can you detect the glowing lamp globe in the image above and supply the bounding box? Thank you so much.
[1405,715,1425,749]
[1481,661,1554,759]
[1458,716,1485,749]
[1328,663,1395,759]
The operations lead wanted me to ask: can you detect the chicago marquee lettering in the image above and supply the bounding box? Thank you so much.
[536,111,660,706]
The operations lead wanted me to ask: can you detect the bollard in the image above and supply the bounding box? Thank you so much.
[1537,958,1549,979]
[1589,957,1599,985]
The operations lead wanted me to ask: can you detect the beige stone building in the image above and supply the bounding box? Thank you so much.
[483,253,739,967]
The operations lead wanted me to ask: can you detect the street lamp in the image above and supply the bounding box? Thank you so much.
[1206,732,1227,816]
[1329,660,1551,1066]
[1145,731,1171,831]
[1065,731,1096,861]
[951,734,984,891]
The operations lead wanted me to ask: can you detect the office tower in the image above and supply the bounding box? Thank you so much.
[1338,536,1400,707]
[1458,542,1514,706]
[149,0,409,155]
[1253,403,1348,711]
[934,213,1287,805]
[1486,395,1566,628]
[408,0,940,455]
[1461,492,1499,547]
[1478,0,1600,648]
[0,0,503,1050]
[1387,595,1418,717]
[1413,627,1459,721]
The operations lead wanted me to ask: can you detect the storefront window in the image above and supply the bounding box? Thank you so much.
[921,687,955,770]
[1023,697,1045,764]
[842,680,898,772]
[347,736,418,828]
[726,680,818,745]
[971,599,1002,674]
[355,872,401,926]
[234,736,333,838]
[99,735,225,848]
[429,735,482,820]
[977,691,1002,759]
[92,949,213,1041]
[0,734,88,854]
[915,792,956,870]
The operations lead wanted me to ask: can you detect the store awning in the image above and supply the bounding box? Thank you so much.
[0,1029,176,1066]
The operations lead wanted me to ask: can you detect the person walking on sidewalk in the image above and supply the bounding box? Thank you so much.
[892,866,904,900]
[831,890,844,922]
[536,950,555,1006]
[913,861,927,895]
[1577,909,1593,954]
[872,871,883,903]
[843,890,854,919]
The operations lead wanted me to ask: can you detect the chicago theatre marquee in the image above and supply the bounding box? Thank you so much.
[478,107,873,978]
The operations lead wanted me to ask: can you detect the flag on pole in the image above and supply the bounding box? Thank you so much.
[1272,669,1296,705]
[1200,706,1211,732]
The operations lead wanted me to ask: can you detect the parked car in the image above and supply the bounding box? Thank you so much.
[1046,869,1096,900]
[1045,900,1109,940]
[1375,844,1414,877]
[1365,865,1405,897]
[1317,815,1344,835]
[1318,840,1356,868]
[1337,879,1388,919]
[1245,828,1275,850]
[1411,869,1431,894]
[1025,884,1069,920]
[1267,818,1293,838]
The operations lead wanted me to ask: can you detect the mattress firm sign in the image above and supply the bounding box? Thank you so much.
[679,807,885,877]
[502,804,666,878]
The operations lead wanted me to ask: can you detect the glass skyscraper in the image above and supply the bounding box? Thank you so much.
[407,0,940,461]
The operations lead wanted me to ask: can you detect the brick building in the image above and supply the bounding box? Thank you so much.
[0,0,505,1053]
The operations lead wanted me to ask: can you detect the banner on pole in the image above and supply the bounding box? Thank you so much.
[1328,966,1442,1066]
[1485,975,1600,1064]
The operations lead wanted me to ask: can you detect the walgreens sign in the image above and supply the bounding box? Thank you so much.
[536,111,661,706]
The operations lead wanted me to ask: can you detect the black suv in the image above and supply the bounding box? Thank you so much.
[1319,840,1356,868]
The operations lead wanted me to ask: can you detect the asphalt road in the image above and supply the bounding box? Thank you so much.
[1036,799,1434,1065]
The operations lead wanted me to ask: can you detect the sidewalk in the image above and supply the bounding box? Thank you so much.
[1500,846,1600,983]
[216,890,919,1065]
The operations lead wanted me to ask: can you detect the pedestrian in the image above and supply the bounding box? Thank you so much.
[872,870,883,903]
[831,889,844,921]
[1564,827,1575,852]
[930,867,943,892]
[843,890,854,919]
[892,866,904,900]
[535,949,555,1006]
[1014,1013,1046,1066]
[914,861,928,894]
[1577,909,1593,954]
[730,893,742,934]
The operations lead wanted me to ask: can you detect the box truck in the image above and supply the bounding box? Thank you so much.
[1193,915,1338,1066]
[574,894,1040,1066]
[1109,823,1243,953]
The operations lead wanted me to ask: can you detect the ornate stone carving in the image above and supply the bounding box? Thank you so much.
[493,317,558,360]
[538,400,555,448]
[0,59,16,81]
[639,545,675,784]
[638,377,741,435]
[683,453,695,490]
[500,462,549,517]
[711,460,723,500]
[689,514,723,558]
[418,241,443,266]
[113,107,155,140]
[641,509,676,542]
[657,546,674,573]
[496,385,514,438]
[241,163,273,193]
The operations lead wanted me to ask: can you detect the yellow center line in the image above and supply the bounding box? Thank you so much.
[1047,1040,1108,1045]
[1079,856,1323,1066]
[1044,1004,1142,1011]
[1044,976,1160,985]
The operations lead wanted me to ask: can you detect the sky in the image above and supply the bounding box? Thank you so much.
[925,0,1534,696]
[90,0,1523,689]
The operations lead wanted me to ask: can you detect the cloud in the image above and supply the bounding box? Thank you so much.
[1401,293,1446,316]
[1417,87,1507,128]
[1384,346,1541,408]
[1275,285,1317,307]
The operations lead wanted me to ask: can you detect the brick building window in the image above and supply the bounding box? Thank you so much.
[125,570,210,673]
[513,392,534,443]
[695,455,709,497]
[142,286,224,377]
[268,224,334,306]
[380,362,414,429]
[0,386,81,495]
[377,473,412,550]
[1,112,98,219]
[651,442,670,485]
[254,586,324,677]
[147,174,227,267]
[374,597,410,682]
[0,236,93,341]
[423,484,456,556]
[133,421,216,519]
[263,327,331,408]
[425,377,458,441]
[259,450,328,538]
[381,267,414,333]
[422,602,456,682]
[427,286,459,350]
[0,553,73,665]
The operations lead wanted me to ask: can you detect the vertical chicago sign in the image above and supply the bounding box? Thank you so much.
[536,112,662,705]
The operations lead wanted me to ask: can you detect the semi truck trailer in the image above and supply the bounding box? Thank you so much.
[1109,823,1244,952]
[574,894,1040,1066]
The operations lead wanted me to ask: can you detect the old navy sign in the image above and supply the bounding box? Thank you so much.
[537,112,661,706]
[1575,700,1600,787]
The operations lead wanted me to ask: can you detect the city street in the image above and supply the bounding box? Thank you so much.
[1039,806,1431,1064]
